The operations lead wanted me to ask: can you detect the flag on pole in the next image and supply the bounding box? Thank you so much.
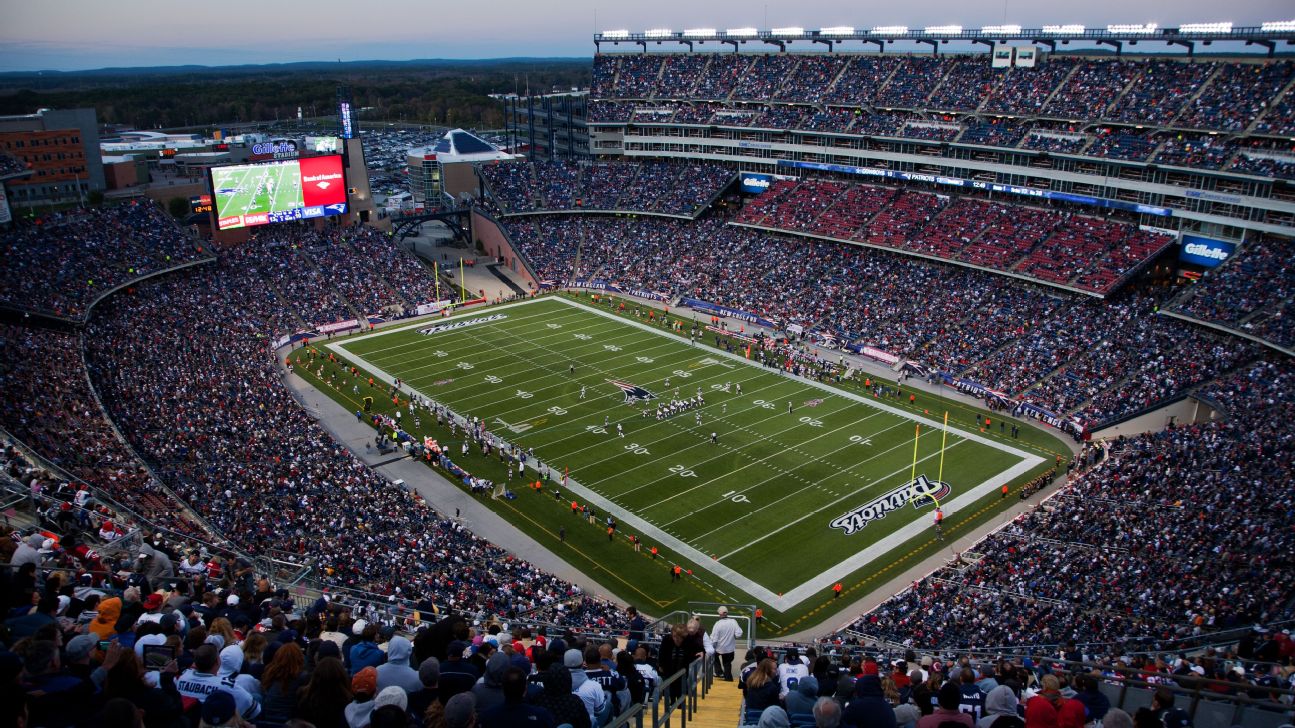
[459,258,466,301]
[434,261,440,302]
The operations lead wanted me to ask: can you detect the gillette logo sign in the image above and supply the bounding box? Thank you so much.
[1183,243,1228,260]
[1179,235,1236,269]
[740,173,774,194]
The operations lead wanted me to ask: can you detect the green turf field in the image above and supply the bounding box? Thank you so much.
[309,294,1062,629]
[212,161,302,224]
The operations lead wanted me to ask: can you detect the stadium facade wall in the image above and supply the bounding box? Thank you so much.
[1089,397,1217,440]
[596,129,1294,238]
[471,209,541,290]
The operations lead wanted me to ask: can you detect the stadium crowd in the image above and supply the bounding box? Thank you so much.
[501,212,1260,429]
[592,53,1295,136]
[79,257,627,632]
[0,201,207,319]
[479,160,732,217]
[832,355,1295,657]
[734,178,1173,295]
[1171,233,1295,348]
[586,53,1295,185]
[0,150,28,177]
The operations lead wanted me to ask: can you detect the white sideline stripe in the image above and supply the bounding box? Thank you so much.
[555,297,1034,459]
[328,296,1043,611]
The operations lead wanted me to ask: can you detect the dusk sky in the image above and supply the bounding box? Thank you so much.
[2,0,1293,72]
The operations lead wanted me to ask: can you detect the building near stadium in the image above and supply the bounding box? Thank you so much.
[0,107,104,204]
[405,127,514,205]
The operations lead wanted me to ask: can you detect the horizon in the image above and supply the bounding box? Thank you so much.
[3,0,1292,73]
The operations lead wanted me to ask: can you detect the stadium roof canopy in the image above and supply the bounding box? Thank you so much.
[594,23,1295,56]
[415,129,514,163]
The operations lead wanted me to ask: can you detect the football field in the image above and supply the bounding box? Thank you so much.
[323,295,1052,620]
[211,162,303,220]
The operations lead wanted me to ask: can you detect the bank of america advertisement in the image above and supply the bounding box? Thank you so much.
[211,155,348,231]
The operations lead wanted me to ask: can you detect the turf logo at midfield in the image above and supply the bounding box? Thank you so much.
[607,379,657,403]
[418,314,507,336]
[829,475,952,535]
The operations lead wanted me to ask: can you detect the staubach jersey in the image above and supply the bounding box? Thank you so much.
[175,670,259,718]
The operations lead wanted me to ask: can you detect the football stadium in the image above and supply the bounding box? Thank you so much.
[1,11,1295,728]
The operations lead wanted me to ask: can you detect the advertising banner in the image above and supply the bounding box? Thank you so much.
[679,297,776,328]
[1178,234,1236,268]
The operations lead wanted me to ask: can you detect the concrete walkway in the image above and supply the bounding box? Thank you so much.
[401,226,535,303]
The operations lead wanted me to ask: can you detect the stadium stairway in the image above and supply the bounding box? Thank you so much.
[689,680,746,728]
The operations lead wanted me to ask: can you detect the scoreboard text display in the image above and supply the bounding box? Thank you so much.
[211,155,348,231]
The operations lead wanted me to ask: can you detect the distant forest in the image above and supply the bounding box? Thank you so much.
[0,59,591,130]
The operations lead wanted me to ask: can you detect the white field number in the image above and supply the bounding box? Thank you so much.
[721,490,751,504]
[669,465,697,478]
[548,406,568,416]
[516,390,533,399]
[799,416,824,428]
[574,333,592,341]
[484,375,502,384]
[625,443,650,455]
[752,399,775,410]
[457,362,474,370]
[587,425,608,435]
[850,435,873,446]
[672,370,692,379]
[433,350,448,358]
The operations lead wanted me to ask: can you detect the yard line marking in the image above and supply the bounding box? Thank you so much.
[600,399,863,499]
[554,296,1036,460]
[361,306,593,360]
[655,414,907,526]
[715,438,968,558]
[326,295,1044,610]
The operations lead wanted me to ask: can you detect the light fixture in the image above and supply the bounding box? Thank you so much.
[1106,23,1158,34]
[1178,22,1232,33]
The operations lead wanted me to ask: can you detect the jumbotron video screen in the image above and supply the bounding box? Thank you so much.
[210,155,348,230]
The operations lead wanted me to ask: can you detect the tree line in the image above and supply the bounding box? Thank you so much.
[0,60,591,130]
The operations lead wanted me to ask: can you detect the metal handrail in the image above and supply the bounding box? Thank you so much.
[649,655,713,728]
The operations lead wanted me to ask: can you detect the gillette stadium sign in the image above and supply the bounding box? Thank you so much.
[1178,235,1236,269]
[829,475,951,535]
[740,173,774,194]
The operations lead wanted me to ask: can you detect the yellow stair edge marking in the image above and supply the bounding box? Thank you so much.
[691,681,748,728]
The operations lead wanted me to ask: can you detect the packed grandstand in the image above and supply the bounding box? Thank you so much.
[2,31,1295,728]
